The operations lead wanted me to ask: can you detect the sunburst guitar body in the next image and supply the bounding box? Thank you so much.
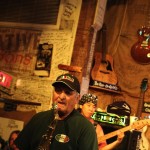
[131,27,150,64]
[91,52,117,85]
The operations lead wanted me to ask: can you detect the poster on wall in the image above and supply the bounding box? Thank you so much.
[0,28,41,75]
[34,43,53,77]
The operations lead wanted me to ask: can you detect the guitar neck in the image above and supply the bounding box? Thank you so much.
[80,29,97,95]
[85,29,97,77]
[98,125,131,143]
[136,78,148,118]
[136,92,145,118]
[98,118,150,144]
[98,119,150,148]
[80,0,107,96]
[101,24,107,62]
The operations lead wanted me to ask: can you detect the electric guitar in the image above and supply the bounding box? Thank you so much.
[136,78,149,150]
[131,27,150,64]
[130,2,150,66]
[136,78,148,119]
[91,24,117,85]
[98,119,150,144]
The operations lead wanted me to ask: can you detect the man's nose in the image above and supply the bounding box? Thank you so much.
[59,91,66,99]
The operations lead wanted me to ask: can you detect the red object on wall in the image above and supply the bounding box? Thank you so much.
[0,71,13,88]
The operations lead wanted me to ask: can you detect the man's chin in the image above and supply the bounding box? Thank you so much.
[58,109,67,118]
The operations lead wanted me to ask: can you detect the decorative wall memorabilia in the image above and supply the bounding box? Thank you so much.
[34,43,53,77]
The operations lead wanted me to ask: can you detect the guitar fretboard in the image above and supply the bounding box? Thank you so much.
[98,125,131,143]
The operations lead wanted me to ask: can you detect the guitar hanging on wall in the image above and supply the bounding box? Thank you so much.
[136,78,150,150]
[136,78,148,118]
[91,23,118,85]
[131,6,150,64]
[131,27,150,64]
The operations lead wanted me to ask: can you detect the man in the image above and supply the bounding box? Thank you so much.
[14,73,98,150]
[78,93,124,150]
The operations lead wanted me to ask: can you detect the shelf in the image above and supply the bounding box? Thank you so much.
[90,85,122,94]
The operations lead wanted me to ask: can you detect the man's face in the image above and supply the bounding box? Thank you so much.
[53,84,79,118]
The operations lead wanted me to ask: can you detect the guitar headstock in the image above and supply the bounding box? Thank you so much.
[131,119,150,130]
[140,78,148,92]
[92,0,107,31]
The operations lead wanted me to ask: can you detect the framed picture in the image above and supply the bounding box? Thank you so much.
[34,43,53,77]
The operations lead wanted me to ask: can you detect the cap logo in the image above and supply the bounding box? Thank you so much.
[58,75,74,83]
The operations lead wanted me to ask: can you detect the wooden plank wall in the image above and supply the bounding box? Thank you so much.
[71,0,97,82]
[71,0,115,109]
[71,0,150,146]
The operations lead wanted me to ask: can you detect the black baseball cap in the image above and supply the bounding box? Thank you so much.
[52,73,80,93]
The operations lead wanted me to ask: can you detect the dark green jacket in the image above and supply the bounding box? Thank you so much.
[15,109,98,150]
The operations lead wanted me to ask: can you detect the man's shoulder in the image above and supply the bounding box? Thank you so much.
[30,109,53,122]
[69,110,95,127]
[36,109,52,115]
[70,109,85,120]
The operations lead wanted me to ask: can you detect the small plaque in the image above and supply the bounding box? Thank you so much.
[92,111,129,127]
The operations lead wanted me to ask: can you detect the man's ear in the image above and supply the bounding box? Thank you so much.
[75,93,80,104]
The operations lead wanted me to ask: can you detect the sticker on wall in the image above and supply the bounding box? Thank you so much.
[34,43,53,77]
[0,71,17,95]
